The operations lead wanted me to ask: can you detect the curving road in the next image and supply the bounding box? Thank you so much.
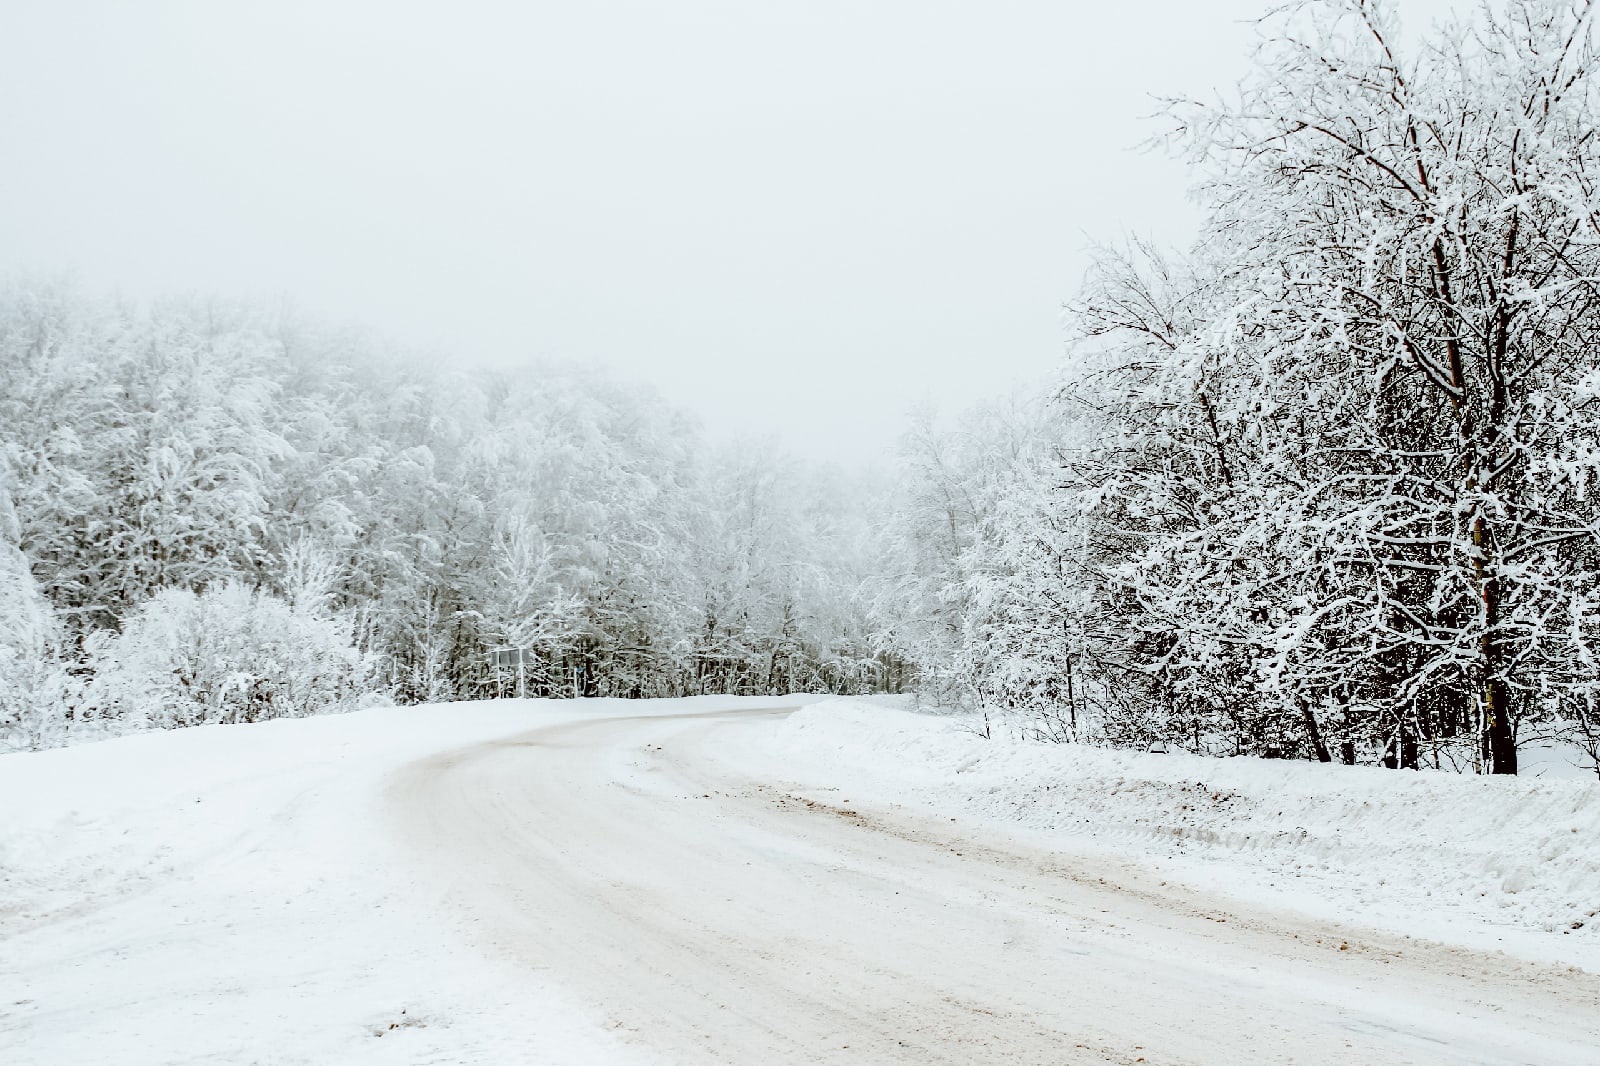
[387,707,1600,1065]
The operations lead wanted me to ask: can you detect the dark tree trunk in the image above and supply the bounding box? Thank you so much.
[1300,703,1332,763]
[1483,678,1517,774]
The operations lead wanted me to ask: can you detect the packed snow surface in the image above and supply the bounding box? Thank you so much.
[1,697,800,1066]
[711,699,1600,968]
[6,696,1600,1064]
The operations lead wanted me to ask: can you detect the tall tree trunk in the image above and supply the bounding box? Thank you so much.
[1474,508,1516,774]
[1483,677,1517,775]
[1300,702,1332,763]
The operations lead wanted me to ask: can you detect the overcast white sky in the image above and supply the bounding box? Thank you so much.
[1,0,1456,464]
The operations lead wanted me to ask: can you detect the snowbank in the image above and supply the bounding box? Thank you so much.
[711,700,1600,969]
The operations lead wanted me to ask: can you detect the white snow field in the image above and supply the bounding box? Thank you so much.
[5,697,1600,1065]
[1,697,806,1066]
[710,700,1600,970]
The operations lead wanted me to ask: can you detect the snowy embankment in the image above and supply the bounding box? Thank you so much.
[0,696,805,1066]
[711,699,1600,969]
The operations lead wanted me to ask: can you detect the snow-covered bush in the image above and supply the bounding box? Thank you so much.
[0,539,71,751]
[83,582,378,732]
[0,471,71,751]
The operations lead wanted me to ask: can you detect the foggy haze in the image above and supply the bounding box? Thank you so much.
[1,0,1451,462]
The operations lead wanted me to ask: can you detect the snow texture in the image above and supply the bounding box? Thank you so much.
[711,699,1600,970]
[0,698,803,1066]
[8,693,1599,1065]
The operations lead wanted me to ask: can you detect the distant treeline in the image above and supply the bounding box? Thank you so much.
[0,287,898,749]
[11,0,1600,779]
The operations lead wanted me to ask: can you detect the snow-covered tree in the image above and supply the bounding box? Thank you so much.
[0,282,893,749]
[884,1,1600,776]
[81,580,376,732]
[0,462,70,751]
[1150,0,1600,772]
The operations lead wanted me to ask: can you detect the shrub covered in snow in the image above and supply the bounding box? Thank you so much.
[82,582,377,732]
[0,474,72,752]
[0,541,71,752]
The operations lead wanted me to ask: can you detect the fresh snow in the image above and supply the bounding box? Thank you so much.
[2,697,798,1066]
[7,694,1600,1065]
[708,699,1600,970]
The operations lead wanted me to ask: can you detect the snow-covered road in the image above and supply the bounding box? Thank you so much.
[391,706,1600,1065]
[6,697,1599,1064]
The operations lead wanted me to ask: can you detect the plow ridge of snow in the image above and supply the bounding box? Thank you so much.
[711,699,1600,967]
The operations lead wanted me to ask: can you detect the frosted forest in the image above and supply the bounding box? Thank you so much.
[12,3,1600,1064]
[7,0,1600,782]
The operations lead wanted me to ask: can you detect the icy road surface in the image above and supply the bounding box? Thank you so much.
[391,706,1600,1065]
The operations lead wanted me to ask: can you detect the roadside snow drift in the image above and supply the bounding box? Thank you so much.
[710,700,1600,968]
